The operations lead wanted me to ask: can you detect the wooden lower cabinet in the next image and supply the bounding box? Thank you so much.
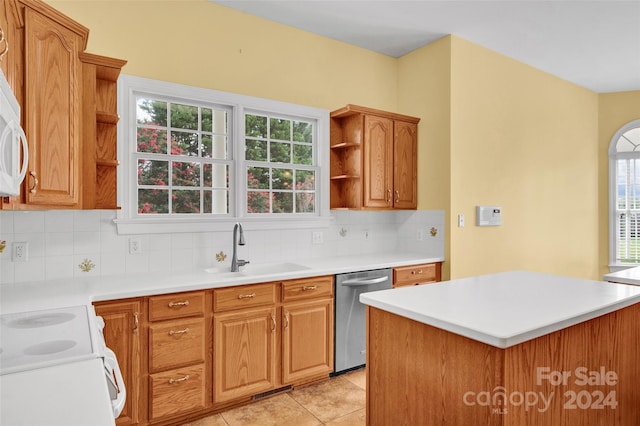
[95,276,334,424]
[393,262,442,287]
[94,299,142,426]
[213,306,278,403]
[282,298,334,384]
[146,291,210,424]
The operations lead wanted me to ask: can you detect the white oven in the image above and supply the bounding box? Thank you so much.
[0,305,126,420]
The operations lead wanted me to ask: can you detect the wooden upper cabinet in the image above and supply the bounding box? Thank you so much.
[330,104,420,210]
[363,114,394,208]
[0,0,126,210]
[393,120,418,209]
[23,7,82,207]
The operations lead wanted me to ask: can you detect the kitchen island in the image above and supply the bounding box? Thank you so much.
[360,270,640,425]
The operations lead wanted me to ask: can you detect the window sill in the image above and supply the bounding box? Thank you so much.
[608,263,640,273]
[114,215,333,235]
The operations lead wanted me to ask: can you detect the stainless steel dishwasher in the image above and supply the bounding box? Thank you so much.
[334,268,393,374]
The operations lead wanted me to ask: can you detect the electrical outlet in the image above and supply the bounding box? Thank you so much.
[12,242,28,262]
[129,237,142,254]
[312,231,324,245]
[458,214,465,228]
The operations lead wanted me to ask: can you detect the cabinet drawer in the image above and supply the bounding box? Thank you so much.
[149,318,205,372]
[149,363,206,420]
[214,283,276,312]
[149,291,205,321]
[282,276,334,302]
[393,263,441,287]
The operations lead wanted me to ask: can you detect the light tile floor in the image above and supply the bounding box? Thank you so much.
[183,369,366,426]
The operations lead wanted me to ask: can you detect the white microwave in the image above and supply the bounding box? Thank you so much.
[0,68,28,196]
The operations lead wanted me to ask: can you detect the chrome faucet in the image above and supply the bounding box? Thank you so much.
[231,223,250,272]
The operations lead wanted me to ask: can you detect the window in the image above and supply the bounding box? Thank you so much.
[136,97,232,215]
[116,75,329,234]
[609,119,640,266]
[245,113,316,214]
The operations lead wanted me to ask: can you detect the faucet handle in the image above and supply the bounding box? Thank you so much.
[238,259,250,268]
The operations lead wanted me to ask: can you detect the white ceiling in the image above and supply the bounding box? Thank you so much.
[211,0,640,93]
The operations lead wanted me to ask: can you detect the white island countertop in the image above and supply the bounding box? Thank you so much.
[360,270,640,348]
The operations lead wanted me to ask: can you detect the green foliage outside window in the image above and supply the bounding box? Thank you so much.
[245,114,316,214]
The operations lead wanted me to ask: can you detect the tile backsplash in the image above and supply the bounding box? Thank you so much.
[0,210,444,284]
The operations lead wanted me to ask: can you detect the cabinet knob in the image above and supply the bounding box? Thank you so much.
[411,270,424,275]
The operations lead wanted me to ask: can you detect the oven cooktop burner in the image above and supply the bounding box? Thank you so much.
[0,305,99,375]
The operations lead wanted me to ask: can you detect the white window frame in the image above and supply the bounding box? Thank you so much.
[608,119,640,271]
[115,75,331,234]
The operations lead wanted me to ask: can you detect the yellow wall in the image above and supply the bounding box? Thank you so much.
[448,37,600,279]
[48,0,398,112]
[397,36,452,278]
[47,1,638,281]
[598,91,640,277]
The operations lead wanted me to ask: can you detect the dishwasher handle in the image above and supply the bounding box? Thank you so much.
[341,276,389,287]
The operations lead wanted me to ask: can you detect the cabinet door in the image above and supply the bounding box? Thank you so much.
[23,8,81,206]
[213,306,277,403]
[393,120,418,209]
[94,300,142,426]
[282,298,334,384]
[363,114,393,208]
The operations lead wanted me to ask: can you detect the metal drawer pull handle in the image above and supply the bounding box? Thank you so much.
[168,328,189,336]
[284,312,290,330]
[302,285,317,291]
[411,270,424,275]
[387,189,392,203]
[168,300,190,308]
[29,171,38,194]
[238,293,256,299]
[270,314,276,333]
[133,312,139,333]
[168,375,190,384]
[395,190,400,203]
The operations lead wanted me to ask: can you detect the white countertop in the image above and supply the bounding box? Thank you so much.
[0,252,443,314]
[603,266,640,286]
[0,358,115,426]
[360,270,640,349]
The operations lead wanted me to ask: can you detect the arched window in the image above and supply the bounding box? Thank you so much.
[609,119,640,267]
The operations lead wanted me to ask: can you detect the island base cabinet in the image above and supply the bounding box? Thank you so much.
[213,306,278,403]
[282,298,334,384]
[149,363,206,420]
[366,303,640,425]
